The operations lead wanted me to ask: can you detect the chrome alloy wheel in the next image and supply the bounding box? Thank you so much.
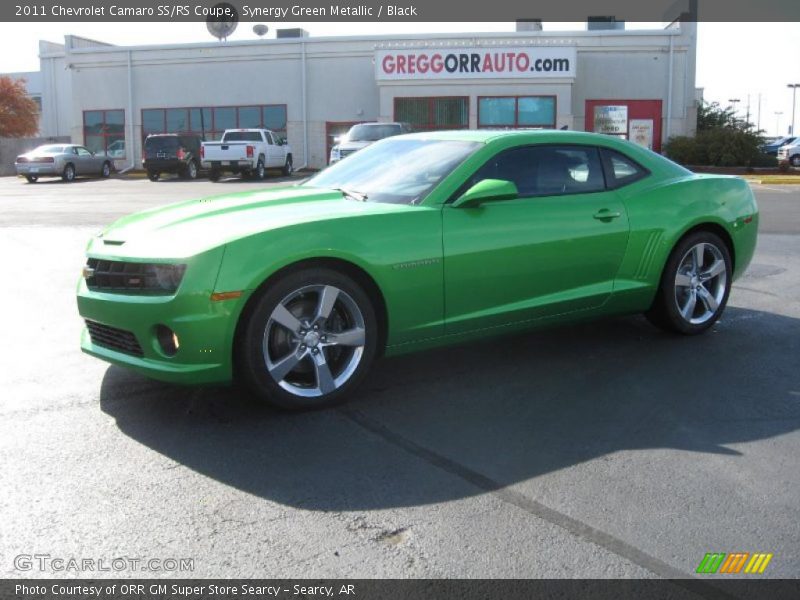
[263,285,366,397]
[674,242,727,325]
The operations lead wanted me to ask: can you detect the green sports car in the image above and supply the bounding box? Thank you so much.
[77,130,758,409]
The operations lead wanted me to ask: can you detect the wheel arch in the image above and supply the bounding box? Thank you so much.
[675,222,736,270]
[232,257,389,369]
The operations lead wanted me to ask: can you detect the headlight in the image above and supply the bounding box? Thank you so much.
[152,264,187,292]
[330,146,340,161]
[84,259,187,294]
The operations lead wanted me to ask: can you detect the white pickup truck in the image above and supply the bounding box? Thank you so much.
[200,129,293,181]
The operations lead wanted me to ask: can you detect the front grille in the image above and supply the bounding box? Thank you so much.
[85,258,186,294]
[338,149,357,158]
[85,320,144,357]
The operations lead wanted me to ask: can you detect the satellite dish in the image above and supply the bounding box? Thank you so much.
[253,24,268,38]
[206,2,239,42]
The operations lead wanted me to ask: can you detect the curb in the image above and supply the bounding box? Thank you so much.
[743,178,800,185]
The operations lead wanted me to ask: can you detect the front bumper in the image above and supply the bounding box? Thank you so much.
[16,163,59,176]
[76,247,246,385]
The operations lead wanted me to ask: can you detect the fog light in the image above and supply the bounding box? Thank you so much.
[156,324,179,356]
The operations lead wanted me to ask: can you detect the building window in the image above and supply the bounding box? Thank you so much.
[83,110,125,158]
[394,97,469,131]
[478,96,556,128]
[141,105,288,142]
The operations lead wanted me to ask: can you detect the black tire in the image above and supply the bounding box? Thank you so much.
[100,161,112,178]
[209,169,220,182]
[62,163,76,182]
[791,154,800,168]
[282,155,293,177]
[646,230,732,335]
[147,171,159,182]
[238,267,379,410]
[25,175,38,183]
[182,160,198,180]
[254,156,266,180]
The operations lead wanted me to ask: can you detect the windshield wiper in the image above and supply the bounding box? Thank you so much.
[334,188,368,202]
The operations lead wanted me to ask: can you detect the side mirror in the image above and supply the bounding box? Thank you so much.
[452,179,519,209]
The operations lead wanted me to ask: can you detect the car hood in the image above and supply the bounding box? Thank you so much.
[87,185,418,260]
[338,140,374,151]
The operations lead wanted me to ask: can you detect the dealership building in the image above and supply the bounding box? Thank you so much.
[33,20,697,170]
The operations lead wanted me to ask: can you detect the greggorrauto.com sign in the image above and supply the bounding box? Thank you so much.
[375,46,577,80]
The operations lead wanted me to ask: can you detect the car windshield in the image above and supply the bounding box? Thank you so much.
[222,131,263,142]
[145,137,179,151]
[346,124,401,142]
[305,138,480,205]
[36,145,66,153]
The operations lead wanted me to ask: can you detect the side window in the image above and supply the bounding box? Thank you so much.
[462,145,606,199]
[78,147,93,156]
[601,148,649,189]
[265,132,274,145]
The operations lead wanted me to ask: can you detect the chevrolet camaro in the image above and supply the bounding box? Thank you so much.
[77,130,758,409]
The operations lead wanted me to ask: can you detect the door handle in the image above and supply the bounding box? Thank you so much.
[593,209,622,221]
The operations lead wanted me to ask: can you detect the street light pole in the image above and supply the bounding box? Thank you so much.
[728,98,741,126]
[757,93,762,132]
[789,84,800,136]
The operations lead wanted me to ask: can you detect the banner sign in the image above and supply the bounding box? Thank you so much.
[630,118,654,150]
[376,46,576,80]
[593,105,628,135]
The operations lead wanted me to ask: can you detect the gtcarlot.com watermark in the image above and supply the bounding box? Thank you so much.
[14,553,194,573]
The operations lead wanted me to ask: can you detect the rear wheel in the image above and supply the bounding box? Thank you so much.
[255,157,266,180]
[238,268,378,410]
[182,160,198,180]
[100,161,111,178]
[25,175,38,183]
[62,163,75,182]
[147,171,159,182]
[646,231,732,335]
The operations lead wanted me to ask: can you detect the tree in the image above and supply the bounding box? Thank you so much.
[697,101,742,132]
[665,100,770,167]
[0,76,39,137]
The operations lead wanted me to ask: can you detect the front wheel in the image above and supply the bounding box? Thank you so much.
[646,231,732,335]
[147,171,159,182]
[25,175,38,183]
[282,155,293,177]
[791,154,800,167]
[238,268,378,410]
[100,161,111,178]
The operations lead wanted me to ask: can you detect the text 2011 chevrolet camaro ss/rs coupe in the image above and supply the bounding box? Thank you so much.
[77,130,758,409]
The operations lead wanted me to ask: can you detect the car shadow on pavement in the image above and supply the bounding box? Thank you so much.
[100,306,800,511]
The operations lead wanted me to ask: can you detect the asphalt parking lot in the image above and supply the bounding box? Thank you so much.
[1,174,798,582]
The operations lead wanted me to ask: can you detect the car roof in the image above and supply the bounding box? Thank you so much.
[401,129,620,144]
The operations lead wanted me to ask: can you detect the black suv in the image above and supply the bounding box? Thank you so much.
[143,134,203,181]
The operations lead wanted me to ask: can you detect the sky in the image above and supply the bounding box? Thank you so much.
[0,21,798,135]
